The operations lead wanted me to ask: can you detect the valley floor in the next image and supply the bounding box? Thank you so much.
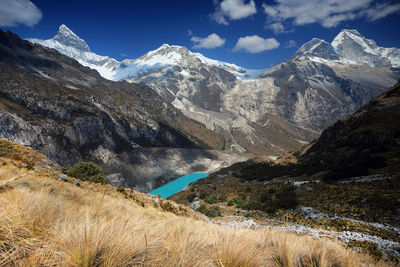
[0,139,389,266]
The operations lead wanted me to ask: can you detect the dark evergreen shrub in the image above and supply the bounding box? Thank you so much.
[67,161,107,184]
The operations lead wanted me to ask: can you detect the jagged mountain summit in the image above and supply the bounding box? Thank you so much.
[28,25,119,79]
[292,29,400,68]
[332,29,400,68]
[292,38,340,61]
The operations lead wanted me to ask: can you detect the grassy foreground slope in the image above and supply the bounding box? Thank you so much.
[0,139,386,266]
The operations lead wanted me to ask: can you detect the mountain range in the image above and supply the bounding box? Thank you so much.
[29,25,400,151]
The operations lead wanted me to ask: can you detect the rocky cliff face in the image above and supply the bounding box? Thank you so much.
[0,29,246,191]
[254,57,398,131]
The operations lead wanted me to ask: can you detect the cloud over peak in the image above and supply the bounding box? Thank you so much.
[233,35,280,53]
[0,0,42,27]
[212,0,257,25]
[285,40,297,48]
[191,33,226,49]
[263,0,400,32]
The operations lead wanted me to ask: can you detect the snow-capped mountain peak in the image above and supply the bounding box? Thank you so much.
[27,24,119,80]
[332,29,378,55]
[53,24,90,52]
[115,43,264,81]
[331,29,399,68]
[293,38,339,60]
[138,43,237,69]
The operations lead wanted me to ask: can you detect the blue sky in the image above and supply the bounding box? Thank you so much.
[0,0,399,69]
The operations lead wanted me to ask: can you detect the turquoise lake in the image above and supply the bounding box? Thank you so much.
[150,172,208,199]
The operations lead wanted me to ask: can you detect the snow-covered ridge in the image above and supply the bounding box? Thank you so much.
[115,43,264,80]
[27,25,119,79]
[27,25,400,82]
[26,25,263,81]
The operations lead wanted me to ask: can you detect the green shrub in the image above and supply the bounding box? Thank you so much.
[276,186,298,209]
[67,162,107,184]
[197,204,221,217]
[116,185,125,193]
[205,194,218,204]
[227,199,235,206]
[187,193,197,202]
[199,190,210,199]
[233,197,247,209]
[218,194,227,202]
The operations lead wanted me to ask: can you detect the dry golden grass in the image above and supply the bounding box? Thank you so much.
[0,150,390,266]
[0,139,49,168]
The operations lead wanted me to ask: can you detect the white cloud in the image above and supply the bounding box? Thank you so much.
[0,0,42,27]
[191,33,226,49]
[361,2,400,21]
[187,29,193,36]
[212,0,257,25]
[266,22,285,34]
[233,35,280,53]
[262,0,400,30]
[285,40,297,48]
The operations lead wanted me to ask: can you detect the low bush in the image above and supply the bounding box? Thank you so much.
[218,194,227,202]
[205,194,218,204]
[67,162,107,184]
[276,186,298,209]
[199,190,210,199]
[187,193,197,202]
[197,204,221,217]
[116,185,125,193]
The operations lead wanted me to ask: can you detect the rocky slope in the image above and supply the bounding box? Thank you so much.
[223,80,400,182]
[0,29,246,191]
[302,80,400,180]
